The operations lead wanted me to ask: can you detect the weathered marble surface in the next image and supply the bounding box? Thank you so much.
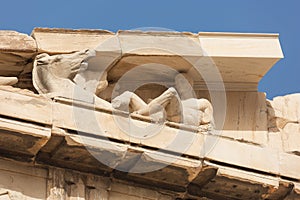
[1,28,300,200]
[0,86,299,199]
[267,94,300,154]
[33,49,214,126]
[0,31,37,91]
[268,93,300,129]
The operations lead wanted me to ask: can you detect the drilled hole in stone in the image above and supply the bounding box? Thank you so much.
[65,181,75,185]
[232,185,237,188]
[64,157,71,161]
[86,186,96,190]
[236,193,242,197]
[254,189,260,194]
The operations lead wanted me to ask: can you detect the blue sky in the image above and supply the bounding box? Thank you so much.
[0,0,299,99]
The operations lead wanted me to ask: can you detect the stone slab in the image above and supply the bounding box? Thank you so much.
[203,135,280,175]
[31,28,116,54]
[0,86,52,125]
[279,152,300,180]
[0,159,47,200]
[197,161,294,199]
[219,91,268,146]
[118,30,202,56]
[0,31,36,77]
[52,97,204,158]
[39,133,204,191]
[30,28,284,92]
[0,31,36,53]
[198,32,283,58]
[0,117,50,158]
[268,93,300,129]
[282,123,300,154]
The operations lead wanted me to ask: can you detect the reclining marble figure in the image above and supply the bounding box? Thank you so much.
[112,85,213,125]
[112,87,178,120]
[32,50,213,126]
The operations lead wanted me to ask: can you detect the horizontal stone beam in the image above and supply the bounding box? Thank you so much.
[0,87,299,199]
[31,28,283,91]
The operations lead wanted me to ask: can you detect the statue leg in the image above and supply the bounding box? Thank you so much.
[136,87,177,115]
[112,91,147,112]
[129,92,148,111]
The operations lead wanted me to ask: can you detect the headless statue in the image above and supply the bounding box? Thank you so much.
[174,73,213,125]
[112,74,213,126]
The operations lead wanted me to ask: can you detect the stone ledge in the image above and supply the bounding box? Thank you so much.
[29,28,283,92]
[0,86,52,125]
[0,31,37,77]
[0,28,284,91]
[0,30,37,53]
[0,117,50,158]
[0,89,298,180]
[31,28,115,54]
[0,90,299,199]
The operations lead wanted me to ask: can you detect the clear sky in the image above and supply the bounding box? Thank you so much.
[0,0,299,99]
